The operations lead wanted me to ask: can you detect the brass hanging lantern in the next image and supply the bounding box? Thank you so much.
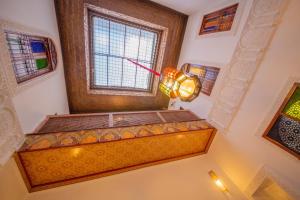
[159,67,201,102]
[127,59,201,102]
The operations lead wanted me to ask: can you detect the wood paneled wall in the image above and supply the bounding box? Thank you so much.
[55,0,187,113]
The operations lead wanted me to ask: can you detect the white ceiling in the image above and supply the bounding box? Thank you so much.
[150,0,224,15]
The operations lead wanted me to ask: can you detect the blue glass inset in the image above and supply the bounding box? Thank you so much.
[30,41,46,53]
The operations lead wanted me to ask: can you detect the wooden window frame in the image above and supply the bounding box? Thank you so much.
[5,31,56,84]
[84,4,168,97]
[262,82,300,159]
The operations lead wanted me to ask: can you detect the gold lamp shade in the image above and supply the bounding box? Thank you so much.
[126,59,201,102]
[159,68,201,102]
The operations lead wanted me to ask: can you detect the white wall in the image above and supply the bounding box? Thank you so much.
[175,0,253,118]
[26,156,246,200]
[176,0,300,198]
[209,0,300,195]
[0,0,68,199]
[0,0,69,133]
[0,1,247,200]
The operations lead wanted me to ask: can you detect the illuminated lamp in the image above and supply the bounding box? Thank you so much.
[127,59,201,102]
[208,170,228,192]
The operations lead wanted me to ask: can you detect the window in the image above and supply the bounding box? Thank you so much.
[88,10,161,92]
[5,31,57,83]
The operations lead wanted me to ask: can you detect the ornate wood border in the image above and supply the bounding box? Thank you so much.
[84,3,168,96]
[262,83,300,159]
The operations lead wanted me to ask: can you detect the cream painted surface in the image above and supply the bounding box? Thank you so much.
[172,0,300,198]
[174,0,253,118]
[0,158,27,200]
[27,156,246,200]
[0,0,69,133]
[209,0,300,197]
[0,2,245,200]
[175,0,300,198]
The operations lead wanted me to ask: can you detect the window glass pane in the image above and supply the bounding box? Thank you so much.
[110,21,125,56]
[91,14,159,91]
[122,59,136,88]
[124,27,140,59]
[14,60,29,77]
[93,17,109,54]
[108,57,122,87]
[135,61,151,89]
[94,55,107,86]
[138,31,156,62]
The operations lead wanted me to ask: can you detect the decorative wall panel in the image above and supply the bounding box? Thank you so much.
[0,23,25,166]
[199,3,239,35]
[16,118,215,192]
[208,0,287,132]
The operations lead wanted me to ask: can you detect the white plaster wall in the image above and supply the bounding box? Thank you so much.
[0,1,247,200]
[26,156,246,200]
[175,0,253,118]
[0,155,247,200]
[209,0,300,196]
[0,0,69,133]
[175,0,300,198]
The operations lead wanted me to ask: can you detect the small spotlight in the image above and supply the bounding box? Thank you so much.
[208,170,228,192]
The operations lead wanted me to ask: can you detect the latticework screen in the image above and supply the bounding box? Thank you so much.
[5,31,56,83]
[90,11,160,91]
[37,115,110,133]
[113,112,162,127]
[35,111,201,134]
[160,111,200,122]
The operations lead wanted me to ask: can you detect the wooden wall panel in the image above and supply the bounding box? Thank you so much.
[54,0,188,113]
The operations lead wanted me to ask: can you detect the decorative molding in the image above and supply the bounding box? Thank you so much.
[208,0,287,133]
[0,44,24,166]
[0,19,59,97]
[84,3,168,96]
